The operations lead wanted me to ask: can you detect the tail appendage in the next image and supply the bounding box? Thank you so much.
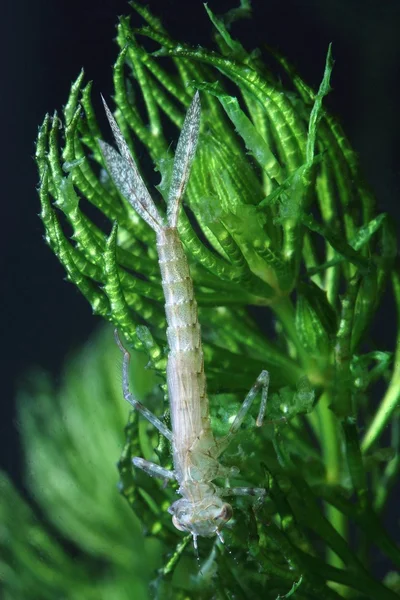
[99,92,201,233]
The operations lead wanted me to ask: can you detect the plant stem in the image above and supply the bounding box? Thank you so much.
[362,270,400,452]
[273,296,306,364]
[342,417,368,506]
[374,414,400,513]
[158,534,191,576]
[316,392,346,569]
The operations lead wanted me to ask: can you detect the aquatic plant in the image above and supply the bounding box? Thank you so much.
[2,2,400,598]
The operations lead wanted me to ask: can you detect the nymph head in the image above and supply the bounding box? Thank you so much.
[169,496,233,539]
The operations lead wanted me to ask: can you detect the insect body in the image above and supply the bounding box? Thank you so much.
[99,93,269,547]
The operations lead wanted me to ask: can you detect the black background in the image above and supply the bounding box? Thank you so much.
[2,0,400,527]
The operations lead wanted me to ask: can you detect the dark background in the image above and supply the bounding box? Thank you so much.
[2,0,399,513]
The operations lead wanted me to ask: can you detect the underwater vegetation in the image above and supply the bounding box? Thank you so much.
[1,2,400,598]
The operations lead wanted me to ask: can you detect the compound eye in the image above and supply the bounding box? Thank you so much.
[172,514,187,532]
[219,503,233,523]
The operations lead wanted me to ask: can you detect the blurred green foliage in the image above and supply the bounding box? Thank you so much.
[0,328,162,599]
[2,2,400,599]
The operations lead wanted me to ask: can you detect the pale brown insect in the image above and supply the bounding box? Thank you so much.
[99,93,269,550]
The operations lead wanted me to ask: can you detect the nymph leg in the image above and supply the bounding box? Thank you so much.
[216,370,269,454]
[115,329,173,443]
[132,457,176,482]
[215,485,266,500]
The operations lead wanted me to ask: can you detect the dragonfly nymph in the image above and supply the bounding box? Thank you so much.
[99,92,269,550]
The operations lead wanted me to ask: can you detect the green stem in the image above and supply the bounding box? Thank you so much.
[273,296,307,364]
[342,417,367,506]
[362,270,400,452]
[362,370,400,453]
[316,392,346,569]
[374,414,400,513]
[317,393,341,484]
[158,535,191,577]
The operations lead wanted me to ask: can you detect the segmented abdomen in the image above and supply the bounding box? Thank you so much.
[157,229,199,350]
[157,228,210,478]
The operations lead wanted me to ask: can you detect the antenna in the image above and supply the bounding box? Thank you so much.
[192,533,203,574]
[216,529,239,565]
[216,529,225,545]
